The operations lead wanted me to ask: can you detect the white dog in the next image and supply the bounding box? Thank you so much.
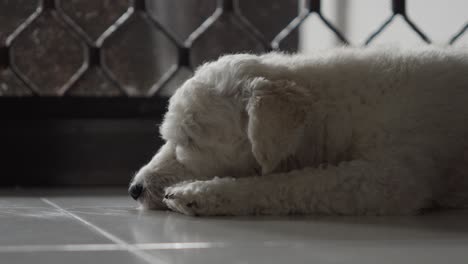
[129,47,468,216]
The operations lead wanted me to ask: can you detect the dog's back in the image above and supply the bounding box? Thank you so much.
[259,47,468,208]
[196,47,468,210]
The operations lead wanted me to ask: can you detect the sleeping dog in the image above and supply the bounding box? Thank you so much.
[129,47,468,216]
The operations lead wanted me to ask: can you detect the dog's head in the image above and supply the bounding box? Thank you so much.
[129,55,311,209]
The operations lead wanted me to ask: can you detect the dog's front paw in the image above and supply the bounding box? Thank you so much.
[163,181,204,216]
[163,177,237,216]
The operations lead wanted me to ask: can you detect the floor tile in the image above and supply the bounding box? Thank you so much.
[46,194,136,209]
[0,207,112,246]
[36,188,137,208]
[0,190,49,208]
[0,251,150,264]
[68,206,468,244]
[145,241,468,264]
[2,188,468,264]
[0,198,50,208]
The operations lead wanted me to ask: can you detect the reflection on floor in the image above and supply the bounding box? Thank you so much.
[1,188,468,264]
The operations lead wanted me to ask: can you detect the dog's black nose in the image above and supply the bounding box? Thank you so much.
[129,184,143,200]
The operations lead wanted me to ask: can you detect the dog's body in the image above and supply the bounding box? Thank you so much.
[130,47,468,216]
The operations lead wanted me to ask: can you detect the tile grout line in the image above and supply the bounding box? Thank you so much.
[0,242,230,253]
[0,244,125,253]
[2,239,468,253]
[40,198,162,264]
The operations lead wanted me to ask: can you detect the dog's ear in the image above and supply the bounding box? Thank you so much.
[246,77,310,175]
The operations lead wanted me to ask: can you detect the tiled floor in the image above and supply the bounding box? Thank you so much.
[1,189,468,264]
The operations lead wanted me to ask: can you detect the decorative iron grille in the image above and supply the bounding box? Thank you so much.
[0,0,467,118]
[0,0,466,186]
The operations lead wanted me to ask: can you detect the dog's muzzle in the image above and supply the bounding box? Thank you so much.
[128,183,144,200]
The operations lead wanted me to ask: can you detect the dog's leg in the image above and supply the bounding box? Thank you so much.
[163,148,439,216]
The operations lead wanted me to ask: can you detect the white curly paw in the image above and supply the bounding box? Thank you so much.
[163,177,238,216]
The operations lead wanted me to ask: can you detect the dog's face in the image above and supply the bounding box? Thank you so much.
[129,56,311,209]
[130,78,259,209]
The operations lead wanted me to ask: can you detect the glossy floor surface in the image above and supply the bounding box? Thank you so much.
[1,188,468,264]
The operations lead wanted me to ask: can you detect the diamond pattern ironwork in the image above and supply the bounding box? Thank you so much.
[0,0,466,103]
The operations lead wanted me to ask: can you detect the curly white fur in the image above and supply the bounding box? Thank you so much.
[131,46,468,216]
